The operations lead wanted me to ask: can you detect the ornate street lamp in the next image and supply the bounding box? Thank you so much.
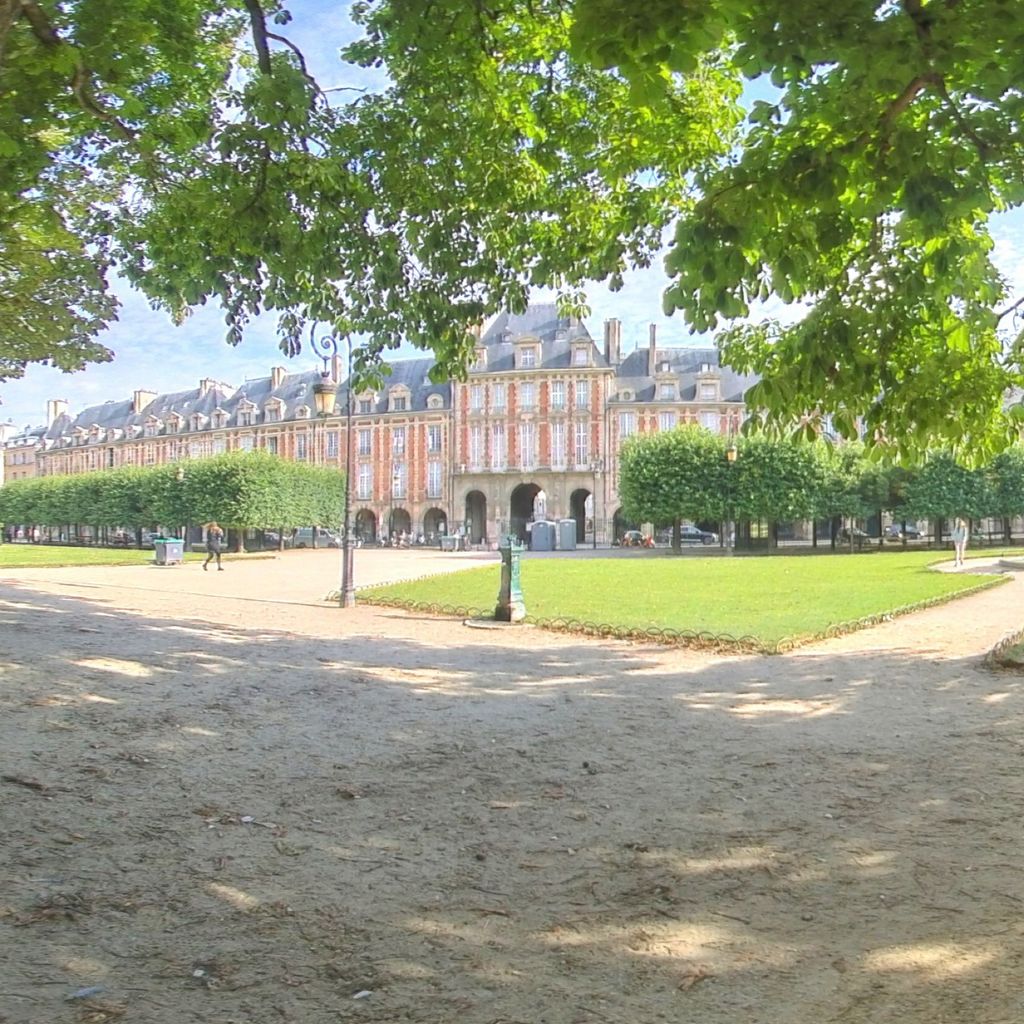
[725,443,738,556]
[310,330,355,608]
[590,458,602,549]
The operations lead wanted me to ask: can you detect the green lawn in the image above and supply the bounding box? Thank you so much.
[359,550,1007,647]
[0,544,204,568]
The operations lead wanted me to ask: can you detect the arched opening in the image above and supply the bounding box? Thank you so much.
[613,507,639,544]
[464,491,487,544]
[509,483,543,543]
[570,488,592,544]
[389,507,412,539]
[422,507,448,543]
[354,509,377,543]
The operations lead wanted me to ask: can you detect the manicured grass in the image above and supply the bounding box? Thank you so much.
[0,544,204,568]
[359,550,1006,646]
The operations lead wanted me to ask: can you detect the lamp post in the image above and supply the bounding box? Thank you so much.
[590,458,602,549]
[311,330,355,608]
[725,443,738,556]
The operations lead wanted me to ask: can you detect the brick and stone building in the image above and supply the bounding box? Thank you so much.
[9,304,755,544]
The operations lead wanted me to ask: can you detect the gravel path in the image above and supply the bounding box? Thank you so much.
[1,550,1022,1024]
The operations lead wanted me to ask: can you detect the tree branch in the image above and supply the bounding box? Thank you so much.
[266,29,324,103]
[995,295,1024,325]
[242,0,273,76]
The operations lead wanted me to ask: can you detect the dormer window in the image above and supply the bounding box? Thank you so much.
[699,382,718,400]
[472,347,487,371]
[237,408,253,427]
[212,409,228,428]
[359,398,373,414]
[144,418,161,437]
[572,345,590,367]
[190,414,205,432]
[519,347,537,369]
[295,405,310,420]
[388,386,410,413]
[427,394,444,410]
[658,383,676,401]
[265,400,283,423]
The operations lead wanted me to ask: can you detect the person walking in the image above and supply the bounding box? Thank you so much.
[203,521,225,571]
[951,517,969,568]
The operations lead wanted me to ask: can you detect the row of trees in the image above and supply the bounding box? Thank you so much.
[0,452,345,550]
[619,429,1024,547]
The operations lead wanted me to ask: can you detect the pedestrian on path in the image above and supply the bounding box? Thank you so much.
[203,522,225,571]
[951,517,969,568]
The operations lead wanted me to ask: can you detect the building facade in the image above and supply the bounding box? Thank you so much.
[6,305,755,543]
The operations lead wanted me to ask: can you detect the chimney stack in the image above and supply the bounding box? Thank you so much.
[603,318,621,366]
[132,390,156,414]
[270,366,286,390]
[648,324,657,375]
[46,399,68,426]
[199,378,218,397]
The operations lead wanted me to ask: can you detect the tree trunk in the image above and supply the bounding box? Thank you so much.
[671,517,681,553]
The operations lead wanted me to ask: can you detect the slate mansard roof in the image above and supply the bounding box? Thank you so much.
[476,304,609,372]
[43,358,455,446]
[614,347,757,404]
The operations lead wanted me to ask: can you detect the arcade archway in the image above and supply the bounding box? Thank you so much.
[510,482,543,542]
[354,509,377,543]
[464,491,487,544]
[389,507,412,538]
[423,507,448,542]
[569,488,592,544]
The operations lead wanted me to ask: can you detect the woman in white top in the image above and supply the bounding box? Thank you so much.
[951,517,969,568]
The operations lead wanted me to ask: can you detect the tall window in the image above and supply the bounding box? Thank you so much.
[213,437,227,454]
[326,431,339,459]
[520,421,535,469]
[357,463,373,500]
[550,380,565,410]
[392,426,405,454]
[551,421,566,468]
[574,421,589,466]
[427,460,442,498]
[469,425,483,469]
[296,433,308,460]
[575,380,589,409]
[492,383,506,411]
[700,411,720,433]
[520,382,535,409]
[358,428,372,456]
[659,411,677,432]
[265,436,278,454]
[620,412,636,438]
[427,424,442,452]
[238,435,255,451]
[490,424,506,470]
[391,462,406,498]
[470,384,484,411]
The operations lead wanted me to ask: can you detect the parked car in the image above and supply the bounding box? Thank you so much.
[290,527,340,548]
[838,526,869,542]
[884,522,922,541]
[680,524,718,545]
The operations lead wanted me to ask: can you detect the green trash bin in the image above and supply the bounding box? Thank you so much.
[153,538,184,565]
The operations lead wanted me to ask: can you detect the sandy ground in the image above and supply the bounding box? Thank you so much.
[1,549,1023,1024]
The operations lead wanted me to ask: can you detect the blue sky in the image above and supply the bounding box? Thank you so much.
[3,4,1023,429]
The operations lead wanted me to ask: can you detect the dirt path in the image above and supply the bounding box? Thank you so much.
[1,552,1023,1023]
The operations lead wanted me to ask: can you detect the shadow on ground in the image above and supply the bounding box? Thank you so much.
[1,584,1023,1024]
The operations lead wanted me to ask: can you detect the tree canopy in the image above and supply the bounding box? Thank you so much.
[5,0,1024,455]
